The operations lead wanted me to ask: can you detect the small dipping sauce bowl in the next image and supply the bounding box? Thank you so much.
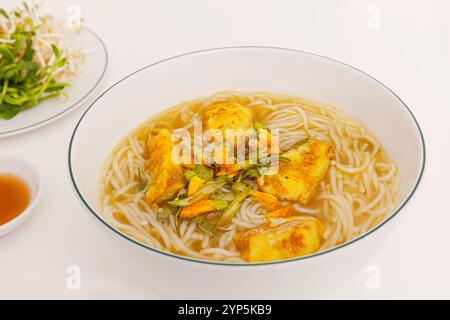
[0,156,42,237]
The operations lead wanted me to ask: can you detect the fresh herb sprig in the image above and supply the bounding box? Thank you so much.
[0,3,72,119]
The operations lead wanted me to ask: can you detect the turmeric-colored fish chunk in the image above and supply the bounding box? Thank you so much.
[204,102,253,131]
[145,128,185,204]
[237,217,324,262]
[258,141,334,204]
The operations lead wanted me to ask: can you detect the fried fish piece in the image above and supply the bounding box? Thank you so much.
[145,128,185,204]
[258,141,334,204]
[237,217,324,262]
[204,101,253,131]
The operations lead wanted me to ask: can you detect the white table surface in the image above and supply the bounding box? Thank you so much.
[0,0,449,299]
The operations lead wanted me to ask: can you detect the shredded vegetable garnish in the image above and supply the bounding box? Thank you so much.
[0,2,84,119]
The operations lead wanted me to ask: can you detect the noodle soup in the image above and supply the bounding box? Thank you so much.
[100,91,399,263]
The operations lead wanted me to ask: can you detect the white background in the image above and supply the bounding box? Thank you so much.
[0,0,449,299]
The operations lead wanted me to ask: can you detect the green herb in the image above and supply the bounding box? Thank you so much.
[279,155,292,163]
[218,185,251,227]
[0,3,72,120]
[22,1,30,12]
[193,164,213,182]
[0,8,10,18]
[192,215,229,236]
[168,196,204,207]
[238,160,268,171]
[215,175,233,183]
[236,161,270,182]
[168,180,226,207]
[183,164,214,182]
[177,191,188,199]
[242,167,260,179]
[184,169,196,181]
[254,121,265,130]
[210,192,235,201]
[212,199,229,210]
[231,182,248,194]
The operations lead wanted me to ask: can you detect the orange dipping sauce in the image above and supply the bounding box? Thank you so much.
[0,174,31,226]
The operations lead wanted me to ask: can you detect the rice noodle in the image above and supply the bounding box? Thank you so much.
[99,91,400,262]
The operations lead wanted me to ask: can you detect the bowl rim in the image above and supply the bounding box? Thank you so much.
[0,27,108,138]
[68,46,426,267]
[0,155,43,235]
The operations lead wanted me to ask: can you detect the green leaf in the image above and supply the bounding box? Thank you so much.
[0,6,72,121]
[23,39,34,61]
[210,192,235,201]
[212,200,229,210]
[44,82,70,92]
[168,180,226,207]
[51,44,60,60]
[0,78,9,105]
[22,1,30,12]
[279,155,292,163]
[0,47,14,61]
[0,8,9,19]
[242,168,260,179]
[53,57,67,69]
[193,164,213,182]
[3,93,30,105]
[0,106,20,119]
[231,182,248,194]
[192,216,229,236]
[168,194,206,207]
[183,169,196,182]
[254,121,264,130]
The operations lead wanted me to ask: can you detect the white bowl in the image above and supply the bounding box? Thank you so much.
[69,47,425,298]
[0,156,42,237]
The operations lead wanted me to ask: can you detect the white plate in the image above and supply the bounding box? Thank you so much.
[0,27,108,138]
